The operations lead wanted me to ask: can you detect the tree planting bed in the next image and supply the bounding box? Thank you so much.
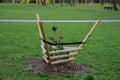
[30,58,94,75]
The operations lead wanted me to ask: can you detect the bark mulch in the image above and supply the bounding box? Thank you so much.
[29,58,94,75]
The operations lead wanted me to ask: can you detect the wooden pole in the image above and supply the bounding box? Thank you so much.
[78,19,101,50]
[36,14,52,66]
[49,48,81,54]
[50,52,79,60]
[51,57,75,65]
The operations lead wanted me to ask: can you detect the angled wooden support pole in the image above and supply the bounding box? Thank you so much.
[36,14,52,66]
[79,19,101,50]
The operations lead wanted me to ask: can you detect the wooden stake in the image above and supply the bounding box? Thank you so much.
[43,56,49,63]
[50,52,79,60]
[36,14,52,65]
[49,48,81,54]
[51,57,75,65]
[79,19,101,50]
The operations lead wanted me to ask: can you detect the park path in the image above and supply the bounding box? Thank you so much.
[0,20,120,23]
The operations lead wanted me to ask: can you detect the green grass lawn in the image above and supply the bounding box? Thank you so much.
[0,3,120,80]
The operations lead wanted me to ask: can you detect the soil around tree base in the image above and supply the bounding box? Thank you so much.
[30,58,94,75]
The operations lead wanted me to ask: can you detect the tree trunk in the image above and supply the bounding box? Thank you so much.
[12,0,15,3]
[59,0,63,6]
[51,0,55,5]
[41,0,46,6]
[112,0,119,11]
[85,0,89,4]
[66,0,70,6]
[100,0,104,5]
[69,0,75,6]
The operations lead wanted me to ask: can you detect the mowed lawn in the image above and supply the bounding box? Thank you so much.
[0,3,120,80]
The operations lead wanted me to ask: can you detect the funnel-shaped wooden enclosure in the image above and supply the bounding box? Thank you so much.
[36,14,100,66]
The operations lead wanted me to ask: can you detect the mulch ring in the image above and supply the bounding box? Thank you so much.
[29,58,95,75]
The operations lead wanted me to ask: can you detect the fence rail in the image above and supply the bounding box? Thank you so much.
[0,20,120,23]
